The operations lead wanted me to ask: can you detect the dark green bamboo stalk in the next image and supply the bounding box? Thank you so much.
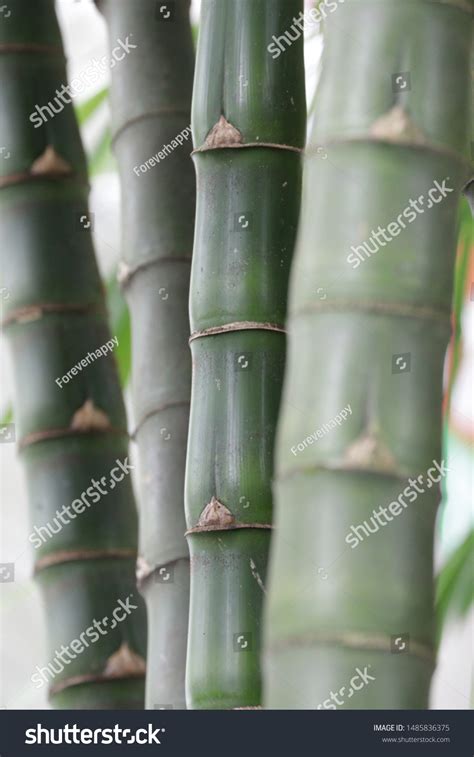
[264,0,473,709]
[97,0,195,709]
[0,0,146,708]
[185,0,306,709]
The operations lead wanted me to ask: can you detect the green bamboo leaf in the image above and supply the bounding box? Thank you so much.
[105,272,131,387]
[436,531,474,635]
[88,127,115,177]
[74,86,108,125]
[0,406,12,425]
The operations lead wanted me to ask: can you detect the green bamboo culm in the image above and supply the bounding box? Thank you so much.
[0,0,146,708]
[185,0,306,709]
[264,0,473,709]
[97,0,195,709]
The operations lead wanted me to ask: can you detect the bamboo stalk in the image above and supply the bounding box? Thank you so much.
[185,0,306,709]
[0,0,146,708]
[97,0,195,709]
[264,0,473,709]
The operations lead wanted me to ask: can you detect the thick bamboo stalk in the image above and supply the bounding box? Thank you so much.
[185,0,306,709]
[0,0,146,708]
[97,0,195,709]
[264,0,473,709]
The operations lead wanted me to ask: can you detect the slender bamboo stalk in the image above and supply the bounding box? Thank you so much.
[0,0,146,708]
[264,0,473,709]
[97,0,195,709]
[185,0,306,709]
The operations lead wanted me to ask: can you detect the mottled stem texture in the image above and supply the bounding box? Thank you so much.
[0,0,146,708]
[185,0,306,709]
[98,0,195,710]
[264,0,473,708]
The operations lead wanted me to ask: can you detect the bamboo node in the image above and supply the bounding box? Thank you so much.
[136,555,153,583]
[344,430,398,474]
[370,105,427,146]
[30,145,72,176]
[203,115,243,150]
[70,399,112,432]
[117,260,132,285]
[198,496,236,529]
[103,642,146,678]
[16,307,43,324]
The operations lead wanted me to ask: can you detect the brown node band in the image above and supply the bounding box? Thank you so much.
[189,321,286,342]
[1,302,103,328]
[292,300,451,324]
[49,670,145,697]
[117,255,191,288]
[49,643,146,696]
[0,43,64,55]
[186,522,272,536]
[19,425,127,451]
[35,548,137,573]
[268,631,436,665]
[131,401,190,440]
[193,141,303,155]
